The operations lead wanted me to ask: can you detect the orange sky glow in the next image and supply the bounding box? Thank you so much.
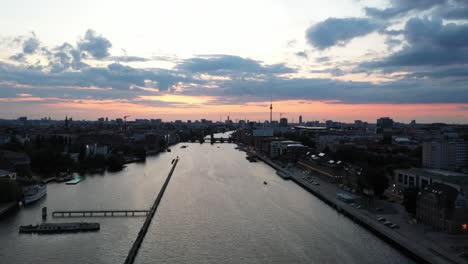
[1,95,465,123]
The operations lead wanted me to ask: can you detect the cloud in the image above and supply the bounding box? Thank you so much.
[400,66,468,79]
[49,42,87,72]
[109,56,150,62]
[310,67,346,76]
[362,18,468,68]
[22,34,40,54]
[77,29,112,59]
[295,51,308,59]
[184,75,468,105]
[365,0,448,19]
[435,0,468,20]
[8,33,41,62]
[305,18,380,49]
[316,56,330,63]
[178,54,295,75]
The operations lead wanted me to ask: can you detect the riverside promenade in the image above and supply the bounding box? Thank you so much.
[245,148,466,264]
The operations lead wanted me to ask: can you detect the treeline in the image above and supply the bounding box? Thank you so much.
[331,145,421,196]
[0,178,22,202]
[2,135,126,177]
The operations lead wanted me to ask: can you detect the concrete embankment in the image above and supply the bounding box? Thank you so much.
[290,177,436,263]
[242,146,460,264]
[123,157,180,264]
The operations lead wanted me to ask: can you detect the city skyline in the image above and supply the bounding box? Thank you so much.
[1,0,468,123]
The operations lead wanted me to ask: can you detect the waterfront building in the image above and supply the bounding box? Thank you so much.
[416,183,468,234]
[392,168,468,198]
[423,140,468,171]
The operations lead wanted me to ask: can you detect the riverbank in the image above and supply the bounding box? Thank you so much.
[0,202,18,218]
[243,147,466,264]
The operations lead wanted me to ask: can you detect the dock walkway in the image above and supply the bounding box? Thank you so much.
[52,210,149,218]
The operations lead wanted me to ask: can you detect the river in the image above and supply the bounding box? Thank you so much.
[0,141,413,263]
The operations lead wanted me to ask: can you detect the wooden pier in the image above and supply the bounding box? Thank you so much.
[52,210,150,218]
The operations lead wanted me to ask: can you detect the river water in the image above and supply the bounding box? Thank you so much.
[0,140,413,263]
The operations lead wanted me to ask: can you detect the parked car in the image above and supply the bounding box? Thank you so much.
[390,224,400,229]
[384,221,393,227]
[377,217,386,222]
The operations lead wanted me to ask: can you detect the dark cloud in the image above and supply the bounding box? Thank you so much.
[77,29,112,59]
[400,66,468,79]
[178,55,295,75]
[435,0,468,19]
[305,18,380,49]
[365,0,448,19]
[362,18,468,68]
[183,75,468,104]
[0,61,192,101]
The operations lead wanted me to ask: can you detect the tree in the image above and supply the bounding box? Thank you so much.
[107,154,124,172]
[403,188,419,215]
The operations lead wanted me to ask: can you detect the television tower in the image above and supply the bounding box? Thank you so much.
[269,96,273,123]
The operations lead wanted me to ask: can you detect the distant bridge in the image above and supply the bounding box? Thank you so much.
[187,137,233,143]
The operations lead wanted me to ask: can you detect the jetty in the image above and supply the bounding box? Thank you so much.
[123,156,180,264]
[66,177,84,185]
[52,210,150,218]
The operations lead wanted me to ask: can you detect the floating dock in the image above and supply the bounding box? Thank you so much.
[66,177,84,185]
[19,222,100,234]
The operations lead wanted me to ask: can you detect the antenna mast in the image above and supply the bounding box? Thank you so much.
[269,96,273,124]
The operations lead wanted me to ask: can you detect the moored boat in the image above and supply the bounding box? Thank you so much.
[23,184,47,205]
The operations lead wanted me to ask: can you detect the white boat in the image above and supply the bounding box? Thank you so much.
[23,184,47,205]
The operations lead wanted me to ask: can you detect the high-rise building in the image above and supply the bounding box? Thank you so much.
[279,118,288,127]
[423,141,468,171]
[299,115,303,125]
[376,117,394,133]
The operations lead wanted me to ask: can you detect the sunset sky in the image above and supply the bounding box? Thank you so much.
[0,0,467,123]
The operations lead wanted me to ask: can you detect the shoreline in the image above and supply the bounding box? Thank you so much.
[243,146,464,264]
[0,202,18,219]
